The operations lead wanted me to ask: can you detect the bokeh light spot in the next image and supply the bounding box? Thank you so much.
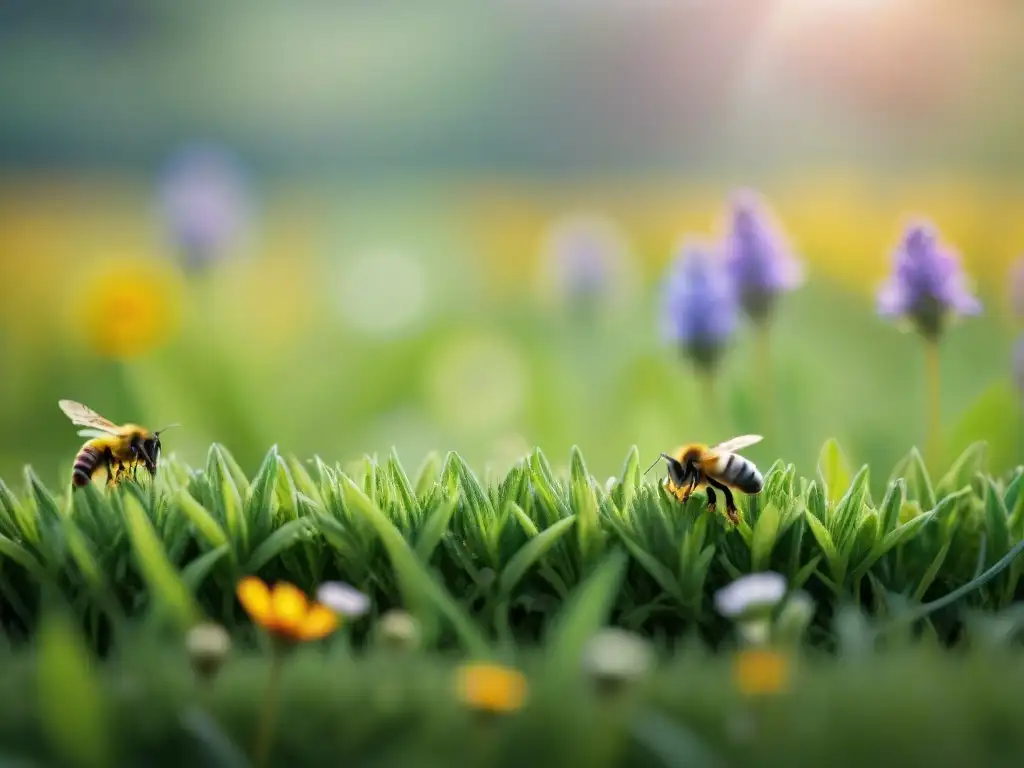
[333,246,431,337]
[425,332,529,435]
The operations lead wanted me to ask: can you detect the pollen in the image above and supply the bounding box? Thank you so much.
[75,258,183,360]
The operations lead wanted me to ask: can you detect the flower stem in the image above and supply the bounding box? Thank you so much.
[252,649,285,768]
[699,370,717,423]
[756,323,774,438]
[924,339,942,470]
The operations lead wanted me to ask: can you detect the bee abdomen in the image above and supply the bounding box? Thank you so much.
[71,446,102,488]
[720,454,764,494]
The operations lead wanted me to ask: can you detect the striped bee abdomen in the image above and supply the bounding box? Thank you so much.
[71,445,103,488]
[717,453,764,494]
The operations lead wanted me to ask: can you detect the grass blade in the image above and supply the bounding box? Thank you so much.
[413,495,459,562]
[181,546,231,591]
[122,494,200,630]
[341,475,490,657]
[544,548,627,681]
[35,611,113,768]
[497,514,576,598]
[243,518,314,573]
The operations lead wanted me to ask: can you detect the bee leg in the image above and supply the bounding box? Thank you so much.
[680,476,697,504]
[705,485,717,515]
[708,478,740,525]
[103,453,115,488]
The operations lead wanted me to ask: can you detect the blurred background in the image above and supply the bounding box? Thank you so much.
[1,0,1022,492]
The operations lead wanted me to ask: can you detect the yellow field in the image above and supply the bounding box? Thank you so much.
[3,170,1023,348]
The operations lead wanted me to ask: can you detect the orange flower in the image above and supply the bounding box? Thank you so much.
[732,648,789,696]
[455,662,528,714]
[236,577,339,644]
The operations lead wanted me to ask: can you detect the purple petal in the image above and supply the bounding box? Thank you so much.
[877,218,982,336]
[723,188,804,298]
[660,238,738,353]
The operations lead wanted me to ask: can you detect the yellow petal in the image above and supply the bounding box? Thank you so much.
[296,604,340,641]
[236,577,274,627]
[455,663,528,713]
[270,581,309,634]
[732,649,789,696]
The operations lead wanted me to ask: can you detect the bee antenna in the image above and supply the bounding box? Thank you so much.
[643,454,671,477]
[155,423,180,436]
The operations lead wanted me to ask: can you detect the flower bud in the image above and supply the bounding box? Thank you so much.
[375,609,421,652]
[186,622,231,682]
[581,628,653,694]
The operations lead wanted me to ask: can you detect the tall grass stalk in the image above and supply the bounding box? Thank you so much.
[924,339,942,470]
[756,324,774,438]
[699,369,717,422]
[252,650,285,768]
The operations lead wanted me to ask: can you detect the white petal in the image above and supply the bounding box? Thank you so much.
[317,581,371,617]
[714,572,787,617]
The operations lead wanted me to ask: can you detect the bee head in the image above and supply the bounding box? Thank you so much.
[145,422,179,474]
[663,454,692,488]
[142,435,160,474]
[641,452,691,488]
[129,432,158,474]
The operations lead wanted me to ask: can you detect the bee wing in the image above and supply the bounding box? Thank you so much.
[77,428,112,439]
[58,400,120,434]
[711,434,763,454]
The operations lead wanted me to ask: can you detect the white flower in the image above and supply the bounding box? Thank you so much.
[376,609,421,651]
[581,628,653,684]
[185,622,231,680]
[186,622,231,659]
[714,572,787,619]
[317,581,371,618]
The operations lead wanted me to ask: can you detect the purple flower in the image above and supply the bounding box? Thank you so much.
[661,238,738,371]
[1009,256,1024,320]
[877,220,981,340]
[542,213,633,309]
[157,142,249,272]
[722,189,803,323]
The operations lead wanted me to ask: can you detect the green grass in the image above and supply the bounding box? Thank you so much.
[1,439,1022,655]
[1,440,1023,767]
[3,602,1024,768]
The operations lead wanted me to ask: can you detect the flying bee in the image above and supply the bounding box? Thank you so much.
[59,400,178,490]
[645,435,764,525]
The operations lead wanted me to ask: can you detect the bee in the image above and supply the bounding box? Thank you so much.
[645,435,764,525]
[59,400,177,490]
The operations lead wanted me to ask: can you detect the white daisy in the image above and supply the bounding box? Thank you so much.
[714,572,787,619]
[317,581,371,618]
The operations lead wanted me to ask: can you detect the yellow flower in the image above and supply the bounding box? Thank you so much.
[236,577,339,644]
[74,258,183,359]
[455,662,528,714]
[732,649,789,696]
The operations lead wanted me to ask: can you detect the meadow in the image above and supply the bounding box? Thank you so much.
[1,171,1024,766]
[1,172,1022,485]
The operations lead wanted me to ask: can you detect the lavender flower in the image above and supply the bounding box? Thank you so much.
[877,220,982,340]
[661,238,738,371]
[542,213,633,309]
[722,189,803,323]
[1009,256,1024,320]
[157,142,249,272]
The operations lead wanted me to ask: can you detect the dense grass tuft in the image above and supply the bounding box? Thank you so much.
[0,440,1021,655]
